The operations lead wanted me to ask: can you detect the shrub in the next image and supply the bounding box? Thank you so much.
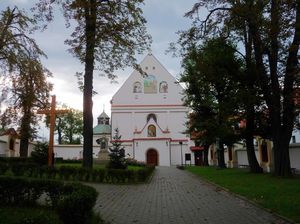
[0,163,9,175]
[0,207,63,224]
[57,184,98,224]
[30,142,48,165]
[125,158,146,167]
[107,129,127,169]
[0,176,98,224]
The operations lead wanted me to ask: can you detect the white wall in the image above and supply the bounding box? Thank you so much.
[54,145,101,160]
[290,145,300,171]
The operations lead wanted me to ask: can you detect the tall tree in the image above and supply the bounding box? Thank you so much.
[0,6,51,156]
[8,58,52,157]
[34,0,151,168]
[182,0,300,176]
[0,6,44,74]
[181,38,243,169]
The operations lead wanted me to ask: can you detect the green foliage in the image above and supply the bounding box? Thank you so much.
[0,207,63,224]
[0,160,154,184]
[0,176,98,224]
[45,107,83,144]
[56,184,98,224]
[107,128,127,169]
[30,142,48,165]
[186,166,300,222]
[181,38,243,145]
[181,0,300,176]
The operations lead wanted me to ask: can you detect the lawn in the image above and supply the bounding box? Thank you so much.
[186,166,300,223]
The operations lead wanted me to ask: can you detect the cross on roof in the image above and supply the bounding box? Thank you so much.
[37,95,69,166]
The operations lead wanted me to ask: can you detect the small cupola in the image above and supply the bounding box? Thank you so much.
[97,111,110,125]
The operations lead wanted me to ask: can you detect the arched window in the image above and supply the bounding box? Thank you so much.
[147,113,157,123]
[148,125,156,137]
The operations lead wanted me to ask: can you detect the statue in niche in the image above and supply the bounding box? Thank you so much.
[159,81,168,93]
[133,81,142,93]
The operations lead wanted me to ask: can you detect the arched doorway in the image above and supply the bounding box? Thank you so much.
[146,149,158,166]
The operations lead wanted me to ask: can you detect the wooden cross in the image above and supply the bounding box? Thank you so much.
[37,95,69,166]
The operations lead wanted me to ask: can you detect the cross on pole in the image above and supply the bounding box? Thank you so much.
[37,95,69,166]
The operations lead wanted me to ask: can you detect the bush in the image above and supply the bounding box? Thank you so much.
[57,184,98,224]
[0,207,63,224]
[30,142,48,165]
[0,176,98,224]
[125,158,146,167]
[107,129,127,169]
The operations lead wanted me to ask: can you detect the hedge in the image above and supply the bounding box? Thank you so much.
[0,176,98,224]
[0,163,155,184]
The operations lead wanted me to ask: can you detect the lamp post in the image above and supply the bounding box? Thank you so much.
[179,141,183,166]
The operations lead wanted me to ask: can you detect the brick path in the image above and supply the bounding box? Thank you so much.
[90,167,292,224]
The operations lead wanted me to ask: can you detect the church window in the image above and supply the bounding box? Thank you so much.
[133,81,142,93]
[144,75,157,93]
[159,81,168,93]
[148,125,156,137]
[147,113,157,123]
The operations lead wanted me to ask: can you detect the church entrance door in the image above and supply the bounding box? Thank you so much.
[146,149,158,166]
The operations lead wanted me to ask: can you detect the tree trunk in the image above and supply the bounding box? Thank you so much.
[245,106,263,173]
[242,19,263,173]
[246,0,300,176]
[203,143,209,166]
[82,0,96,168]
[19,111,31,157]
[20,138,29,157]
[217,140,226,168]
[57,117,62,144]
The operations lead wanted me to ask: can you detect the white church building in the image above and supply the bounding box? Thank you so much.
[110,53,194,166]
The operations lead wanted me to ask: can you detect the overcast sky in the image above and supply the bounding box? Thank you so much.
[1,0,198,135]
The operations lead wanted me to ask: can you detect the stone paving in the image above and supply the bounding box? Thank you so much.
[90,166,292,224]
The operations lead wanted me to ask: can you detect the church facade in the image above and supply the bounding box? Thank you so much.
[111,53,194,166]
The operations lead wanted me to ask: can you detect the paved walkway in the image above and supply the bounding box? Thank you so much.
[90,167,291,224]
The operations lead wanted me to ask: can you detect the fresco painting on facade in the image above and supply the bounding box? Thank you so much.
[148,125,156,137]
[144,74,157,93]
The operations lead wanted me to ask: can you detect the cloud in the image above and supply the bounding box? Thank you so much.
[1,0,198,125]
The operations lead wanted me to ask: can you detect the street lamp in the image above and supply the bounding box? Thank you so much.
[179,141,183,166]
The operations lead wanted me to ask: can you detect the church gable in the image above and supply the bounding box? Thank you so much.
[111,53,184,106]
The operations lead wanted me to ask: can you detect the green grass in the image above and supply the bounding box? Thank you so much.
[186,166,300,223]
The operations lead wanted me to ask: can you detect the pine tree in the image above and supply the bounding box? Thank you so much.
[107,128,127,169]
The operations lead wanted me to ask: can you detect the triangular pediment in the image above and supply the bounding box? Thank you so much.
[111,53,184,106]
